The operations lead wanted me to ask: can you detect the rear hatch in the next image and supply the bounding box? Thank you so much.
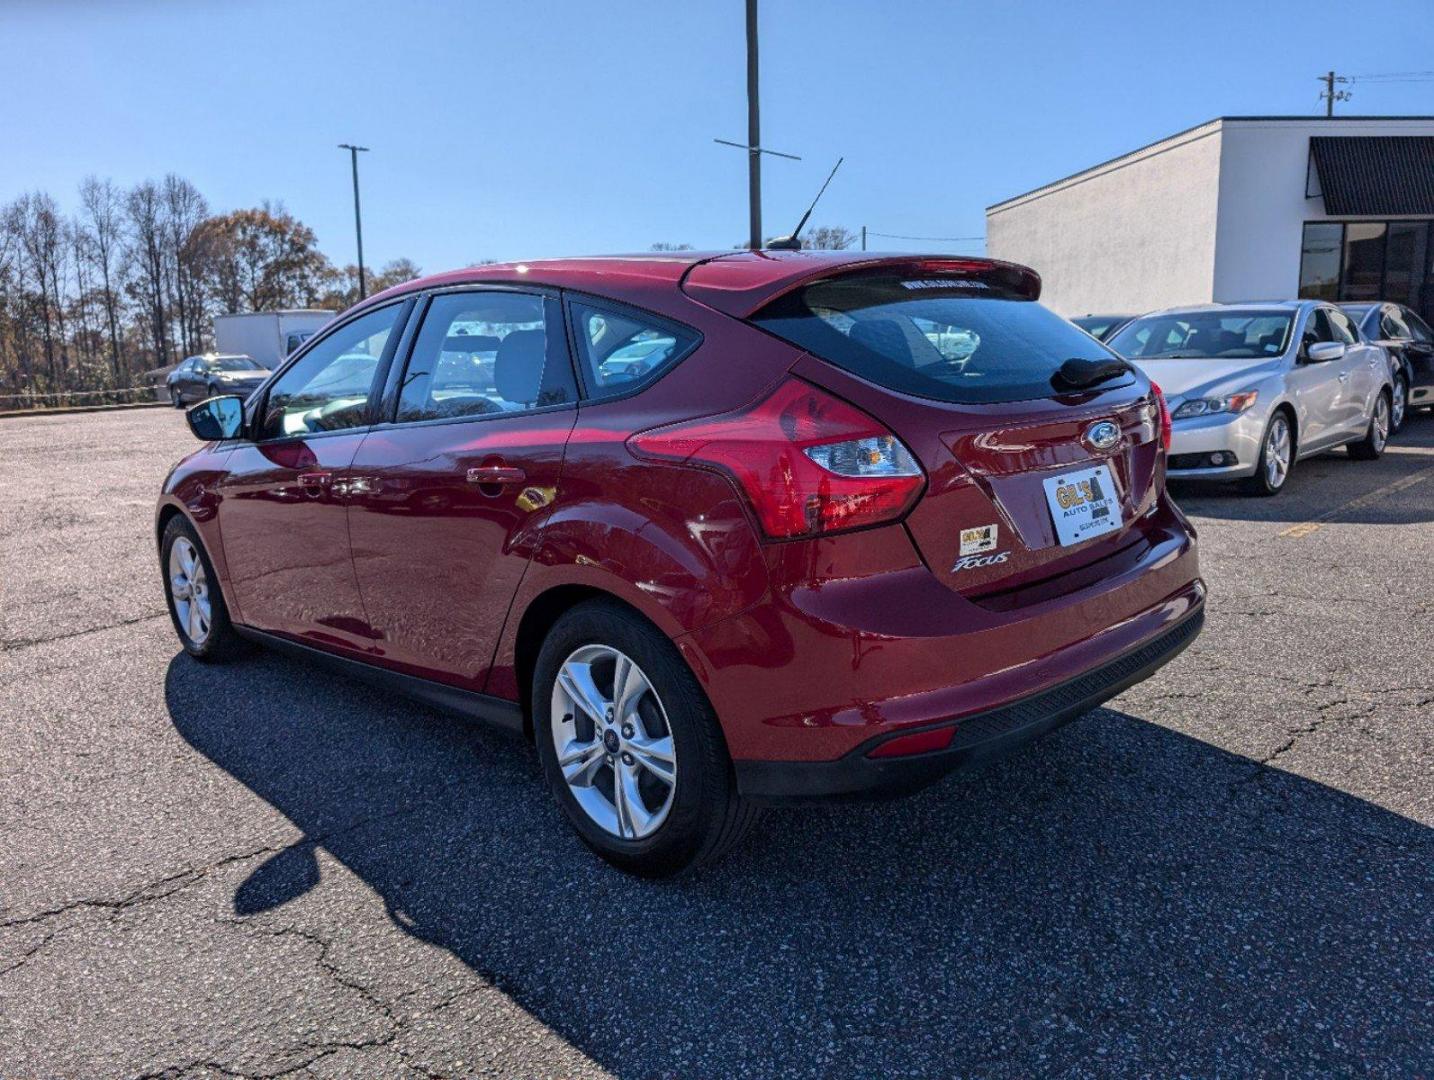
[746,259,1165,601]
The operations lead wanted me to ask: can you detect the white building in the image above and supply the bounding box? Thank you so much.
[986,116,1434,321]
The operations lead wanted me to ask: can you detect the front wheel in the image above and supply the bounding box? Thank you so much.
[161,516,244,661]
[533,599,759,877]
[1348,390,1391,461]
[1241,411,1294,496]
[170,387,183,408]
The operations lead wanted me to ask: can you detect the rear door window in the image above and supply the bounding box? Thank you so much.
[750,273,1120,404]
[397,291,574,422]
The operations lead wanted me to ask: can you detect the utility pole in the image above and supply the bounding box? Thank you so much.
[338,144,370,299]
[1319,71,1351,116]
[745,0,761,249]
[861,225,867,251]
[714,0,799,248]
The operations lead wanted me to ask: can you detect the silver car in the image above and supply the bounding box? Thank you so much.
[1107,302,1393,496]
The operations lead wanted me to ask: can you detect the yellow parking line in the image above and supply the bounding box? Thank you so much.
[1277,464,1434,539]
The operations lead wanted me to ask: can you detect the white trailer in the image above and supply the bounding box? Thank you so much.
[213,310,335,369]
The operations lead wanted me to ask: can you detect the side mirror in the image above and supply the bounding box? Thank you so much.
[186,395,245,441]
[1305,341,1346,363]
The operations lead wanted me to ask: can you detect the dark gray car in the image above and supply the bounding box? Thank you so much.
[1340,302,1434,430]
[166,354,269,407]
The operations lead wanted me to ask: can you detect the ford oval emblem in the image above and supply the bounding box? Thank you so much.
[1083,420,1121,452]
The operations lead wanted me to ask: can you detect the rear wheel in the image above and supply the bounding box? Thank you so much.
[1390,374,1408,433]
[1241,411,1294,496]
[533,599,759,876]
[161,516,244,661]
[1348,390,1391,461]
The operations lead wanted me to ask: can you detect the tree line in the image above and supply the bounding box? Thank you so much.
[0,175,420,405]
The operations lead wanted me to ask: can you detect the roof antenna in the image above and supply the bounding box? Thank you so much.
[766,157,844,251]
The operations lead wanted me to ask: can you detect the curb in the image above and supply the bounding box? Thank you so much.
[0,400,170,420]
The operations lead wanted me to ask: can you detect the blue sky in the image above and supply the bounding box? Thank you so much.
[4,0,1433,271]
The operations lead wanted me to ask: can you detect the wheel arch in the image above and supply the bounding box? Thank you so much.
[155,501,187,552]
[1271,399,1299,452]
[510,584,669,741]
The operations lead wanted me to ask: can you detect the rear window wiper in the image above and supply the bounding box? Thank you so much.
[1050,356,1133,392]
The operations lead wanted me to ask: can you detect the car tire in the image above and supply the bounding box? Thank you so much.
[161,515,244,662]
[1390,374,1408,433]
[170,387,183,408]
[1348,390,1392,461]
[206,382,220,401]
[1241,410,1295,496]
[533,598,760,877]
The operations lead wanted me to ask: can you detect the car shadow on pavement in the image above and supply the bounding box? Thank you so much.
[165,652,1431,1077]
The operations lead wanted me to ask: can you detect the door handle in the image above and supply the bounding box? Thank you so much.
[1337,372,1349,382]
[466,464,527,486]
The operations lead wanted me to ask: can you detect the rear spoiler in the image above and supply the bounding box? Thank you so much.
[682,255,1042,317]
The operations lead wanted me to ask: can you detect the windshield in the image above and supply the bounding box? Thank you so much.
[1108,311,1293,360]
[751,274,1121,404]
[1072,315,1125,340]
[212,356,262,371]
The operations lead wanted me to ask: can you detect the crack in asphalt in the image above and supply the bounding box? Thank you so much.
[1,610,168,653]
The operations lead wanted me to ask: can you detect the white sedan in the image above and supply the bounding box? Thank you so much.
[1107,302,1393,496]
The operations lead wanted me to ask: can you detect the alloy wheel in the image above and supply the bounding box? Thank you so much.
[1391,380,1406,432]
[550,644,676,840]
[1265,415,1291,489]
[1372,395,1390,452]
[168,537,211,645]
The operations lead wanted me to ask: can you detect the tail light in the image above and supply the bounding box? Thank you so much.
[1151,382,1172,451]
[628,377,925,539]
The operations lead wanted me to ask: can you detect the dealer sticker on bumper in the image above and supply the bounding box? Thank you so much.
[959,523,999,556]
[1043,464,1122,546]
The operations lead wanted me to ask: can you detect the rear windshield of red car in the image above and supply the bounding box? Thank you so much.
[750,273,1123,404]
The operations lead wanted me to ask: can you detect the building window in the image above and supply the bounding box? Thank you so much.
[1342,223,1387,303]
[1384,222,1428,311]
[1299,219,1434,320]
[1299,223,1343,301]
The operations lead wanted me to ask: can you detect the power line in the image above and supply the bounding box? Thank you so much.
[1349,70,1434,82]
[864,230,985,242]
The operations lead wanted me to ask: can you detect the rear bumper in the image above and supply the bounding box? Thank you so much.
[735,603,1204,802]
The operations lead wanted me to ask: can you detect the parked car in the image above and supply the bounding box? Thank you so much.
[1072,313,1136,342]
[1340,301,1434,428]
[166,354,270,407]
[157,252,1204,875]
[1107,302,1393,496]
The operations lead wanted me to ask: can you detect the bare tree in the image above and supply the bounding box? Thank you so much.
[163,175,210,356]
[79,176,127,379]
[650,242,694,251]
[320,257,421,310]
[127,181,170,368]
[801,226,857,251]
[13,192,68,384]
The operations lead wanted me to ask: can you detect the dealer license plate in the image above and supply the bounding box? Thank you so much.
[1042,464,1122,546]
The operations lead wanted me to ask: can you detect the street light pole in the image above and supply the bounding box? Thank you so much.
[338,144,370,300]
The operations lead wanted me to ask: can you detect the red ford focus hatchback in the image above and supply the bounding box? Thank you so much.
[158,252,1203,875]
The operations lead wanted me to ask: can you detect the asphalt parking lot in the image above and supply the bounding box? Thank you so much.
[2,407,1431,1078]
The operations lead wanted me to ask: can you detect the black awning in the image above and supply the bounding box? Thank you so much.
[1310,136,1434,215]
